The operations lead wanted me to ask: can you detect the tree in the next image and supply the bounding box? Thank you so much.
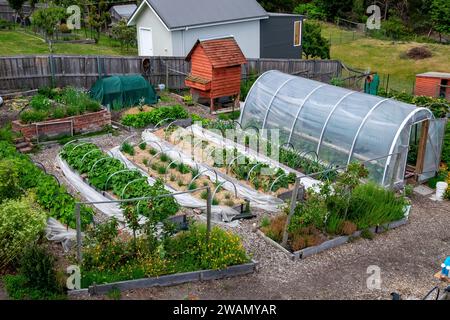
[302,22,330,59]
[431,0,450,42]
[31,6,67,38]
[7,0,27,20]
[111,19,136,51]
[86,0,110,42]
[258,0,299,13]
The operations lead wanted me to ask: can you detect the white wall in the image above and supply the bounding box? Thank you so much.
[171,20,261,58]
[135,5,173,56]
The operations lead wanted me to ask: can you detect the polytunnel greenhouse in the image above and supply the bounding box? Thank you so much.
[239,70,445,187]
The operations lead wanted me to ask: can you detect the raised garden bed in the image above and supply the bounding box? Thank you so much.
[152,126,299,198]
[257,214,410,260]
[12,87,111,141]
[70,259,258,296]
[121,141,249,210]
[256,163,411,259]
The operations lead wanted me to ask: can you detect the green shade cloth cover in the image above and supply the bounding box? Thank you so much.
[90,75,158,110]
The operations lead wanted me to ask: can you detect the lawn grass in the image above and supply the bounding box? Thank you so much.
[0,29,137,56]
[320,22,450,92]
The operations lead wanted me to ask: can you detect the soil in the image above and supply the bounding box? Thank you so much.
[127,145,245,206]
[0,96,29,127]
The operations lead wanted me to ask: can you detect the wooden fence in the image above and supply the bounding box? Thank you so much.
[0,55,342,93]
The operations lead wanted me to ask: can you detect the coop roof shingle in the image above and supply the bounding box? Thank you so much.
[186,36,247,68]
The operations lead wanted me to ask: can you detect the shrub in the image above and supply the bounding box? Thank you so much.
[157,166,167,175]
[0,159,22,202]
[160,153,169,162]
[261,214,287,243]
[0,195,47,270]
[20,245,62,293]
[30,94,53,111]
[121,142,135,155]
[20,110,48,124]
[188,182,197,190]
[51,107,66,119]
[442,122,450,166]
[165,223,249,271]
[139,142,147,150]
[149,148,157,155]
[405,46,432,60]
[340,220,357,235]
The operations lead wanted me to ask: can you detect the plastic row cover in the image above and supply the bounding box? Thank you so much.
[142,130,285,212]
[240,70,434,186]
[109,146,240,222]
[190,124,322,189]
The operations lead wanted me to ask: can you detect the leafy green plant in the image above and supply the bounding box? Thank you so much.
[20,244,63,294]
[188,182,197,191]
[139,142,147,150]
[121,142,135,156]
[0,194,47,270]
[160,153,169,162]
[121,105,188,128]
[20,109,48,123]
[149,148,157,156]
[157,166,167,175]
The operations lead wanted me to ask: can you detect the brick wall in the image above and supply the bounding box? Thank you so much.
[12,108,111,140]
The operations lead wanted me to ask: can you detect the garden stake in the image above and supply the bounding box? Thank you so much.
[281,177,302,248]
[206,187,212,243]
[75,202,82,263]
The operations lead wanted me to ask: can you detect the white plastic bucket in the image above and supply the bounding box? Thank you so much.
[158,84,166,91]
[436,182,448,201]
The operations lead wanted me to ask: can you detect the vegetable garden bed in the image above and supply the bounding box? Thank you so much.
[12,87,111,141]
[120,141,249,211]
[151,126,300,197]
[71,259,258,295]
[257,163,411,259]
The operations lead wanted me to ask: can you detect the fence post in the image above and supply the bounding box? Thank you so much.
[206,187,212,242]
[165,64,169,91]
[281,177,302,248]
[75,203,82,264]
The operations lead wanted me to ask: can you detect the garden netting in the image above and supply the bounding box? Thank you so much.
[89,75,158,110]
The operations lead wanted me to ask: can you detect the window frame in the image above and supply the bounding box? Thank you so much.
[293,20,302,47]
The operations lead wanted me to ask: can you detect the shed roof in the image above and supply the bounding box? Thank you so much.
[110,4,137,19]
[186,36,247,68]
[416,72,450,79]
[128,0,268,30]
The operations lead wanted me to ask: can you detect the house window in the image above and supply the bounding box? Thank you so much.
[294,21,302,47]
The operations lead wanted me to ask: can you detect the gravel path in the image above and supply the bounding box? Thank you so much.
[29,133,450,301]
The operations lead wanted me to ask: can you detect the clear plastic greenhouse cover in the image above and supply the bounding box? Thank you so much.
[239,70,436,186]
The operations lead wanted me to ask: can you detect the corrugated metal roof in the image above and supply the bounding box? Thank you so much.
[416,72,450,79]
[186,36,247,68]
[143,0,268,29]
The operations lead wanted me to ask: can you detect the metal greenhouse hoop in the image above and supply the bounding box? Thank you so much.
[227,154,246,174]
[153,117,175,131]
[188,168,219,188]
[121,133,137,147]
[269,172,289,192]
[211,180,238,202]
[121,178,147,199]
[89,156,114,175]
[80,148,102,165]
[105,169,139,191]
[247,163,263,181]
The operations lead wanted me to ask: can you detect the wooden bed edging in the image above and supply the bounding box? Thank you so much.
[79,260,257,295]
[258,217,409,261]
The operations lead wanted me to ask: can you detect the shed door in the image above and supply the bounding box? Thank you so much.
[418,118,447,182]
[139,28,153,56]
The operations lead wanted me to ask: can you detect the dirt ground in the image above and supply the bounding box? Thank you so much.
[2,130,449,301]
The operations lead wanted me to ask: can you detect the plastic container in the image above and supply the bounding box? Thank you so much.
[158,84,166,91]
[436,182,448,201]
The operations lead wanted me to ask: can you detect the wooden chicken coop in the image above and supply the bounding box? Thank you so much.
[185,36,246,112]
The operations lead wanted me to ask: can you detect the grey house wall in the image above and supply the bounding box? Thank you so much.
[171,20,261,58]
[260,15,303,59]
